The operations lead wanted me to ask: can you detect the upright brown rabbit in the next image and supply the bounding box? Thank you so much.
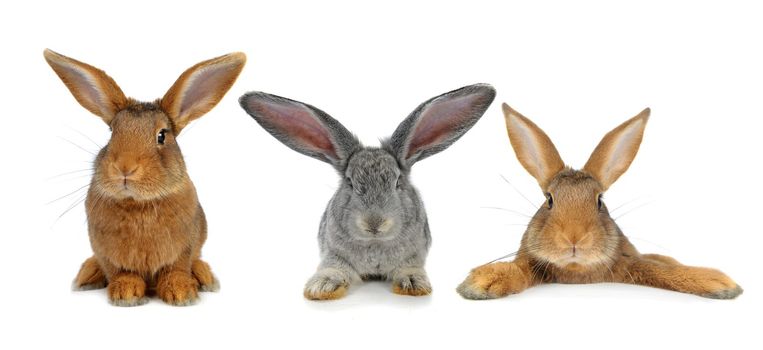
[45,50,246,306]
[457,105,742,300]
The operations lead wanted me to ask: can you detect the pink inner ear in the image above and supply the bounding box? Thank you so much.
[407,94,480,159]
[59,64,106,114]
[179,65,231,116]
[251,99,337,160]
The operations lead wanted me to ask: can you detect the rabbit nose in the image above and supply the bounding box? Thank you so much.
[365,215,384,233]
[122,166,138,177]
[113,163,139,179]
[364,214,393,235]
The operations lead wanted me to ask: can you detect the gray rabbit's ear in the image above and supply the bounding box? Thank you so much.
[239,92,360,169]
[386,84,496,168]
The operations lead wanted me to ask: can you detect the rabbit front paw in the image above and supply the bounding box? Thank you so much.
[392,267,432,296]
[457,262,529,300]
[692,269,743,300]
[304,268,350,301]
[108,273,148,307]
[157,271,200,306]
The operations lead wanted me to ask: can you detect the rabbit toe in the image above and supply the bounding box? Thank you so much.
[157,271,200,306]
[392,270,432,296]
[304,269,349,301]
[108,274,148,307]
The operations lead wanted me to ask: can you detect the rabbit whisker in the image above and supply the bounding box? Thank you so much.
[479,243,544,266]
[613,201,654,221]
[608,197,644,214]
[56,192,88,222]
[66,126,103,149]
[46,168,93,181]
[500,174,538,210]
[58,136,97,156]
[47,183,90,205]
[480,206,532,218]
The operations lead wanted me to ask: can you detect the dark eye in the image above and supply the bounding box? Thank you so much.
[157,129,167,145]
[545,192,553,209]
[597,194,603,210]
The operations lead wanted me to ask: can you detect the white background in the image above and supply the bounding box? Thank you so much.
[1,0,760,349]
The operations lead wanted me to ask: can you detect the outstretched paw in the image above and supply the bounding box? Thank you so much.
[392,268,432,296]
[694,269,743,300]
[457,262,528,300]
[304,268,350,301]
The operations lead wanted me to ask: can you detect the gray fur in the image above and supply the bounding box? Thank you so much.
[704,285,744,300]
[239,84,496,298]
[108,297,149,307]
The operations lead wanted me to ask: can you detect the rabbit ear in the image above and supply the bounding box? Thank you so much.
[160,52,246,133]
[502,104,566,190]
[387,84,495,168]
[44,49,129,124]
[584,108,650,191]
[239,92,360,169]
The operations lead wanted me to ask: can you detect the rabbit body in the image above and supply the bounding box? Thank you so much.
[45,50,246,306]
[457,106,742,300]
[85,178,206,279]
[241,85,496,299]
[318,169,430,280]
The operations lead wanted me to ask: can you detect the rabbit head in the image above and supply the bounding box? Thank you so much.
[44,50,246,201]
[503,104,650,269]
[240,84,495,240]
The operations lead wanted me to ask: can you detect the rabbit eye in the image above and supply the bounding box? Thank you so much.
[157,129,167,145]
[545,192,553,209]
[597,194,603,210]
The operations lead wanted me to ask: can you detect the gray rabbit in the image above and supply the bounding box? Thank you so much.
[239,84,495,299]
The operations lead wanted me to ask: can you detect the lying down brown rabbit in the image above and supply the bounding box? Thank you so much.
[45,49,246,306]
[458,105,742,300]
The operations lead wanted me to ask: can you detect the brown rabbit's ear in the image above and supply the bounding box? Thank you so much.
[160,52,246,133]
[502,104,565,190]
[44,49,128,124]
[583,108,650,191]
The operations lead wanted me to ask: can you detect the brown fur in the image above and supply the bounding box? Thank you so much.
[45,49,246,306]
[304,285,349,301]
[458,105,742,300]
[73,256,107,290]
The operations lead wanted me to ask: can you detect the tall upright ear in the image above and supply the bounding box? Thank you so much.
[502,104,565,190]
[239,92,360,170]
[43,49,128,124]
[583,108,650,190]
[160,52,246,133]
[386,84,495,168]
